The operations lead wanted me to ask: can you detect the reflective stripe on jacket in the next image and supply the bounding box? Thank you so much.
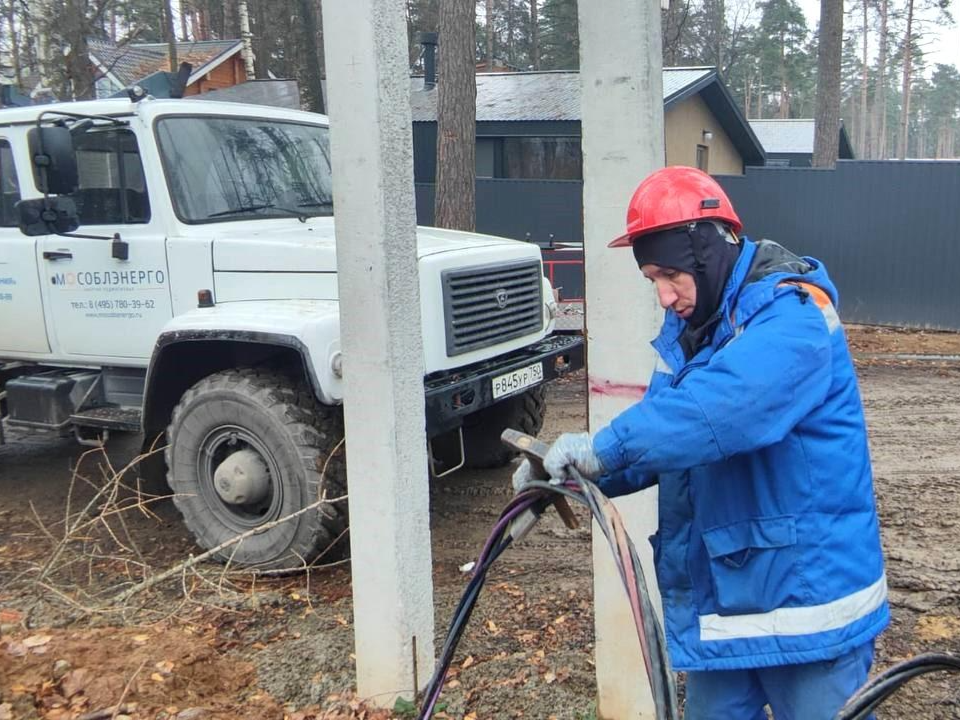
[593,238,888,672]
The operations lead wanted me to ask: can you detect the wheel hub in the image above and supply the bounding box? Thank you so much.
[213,449,271,505]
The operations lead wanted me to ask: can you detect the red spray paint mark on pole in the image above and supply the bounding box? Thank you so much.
[589,378,648,401]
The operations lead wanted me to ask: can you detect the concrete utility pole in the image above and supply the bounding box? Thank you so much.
[577,1,666,718]
[320,0,435,708]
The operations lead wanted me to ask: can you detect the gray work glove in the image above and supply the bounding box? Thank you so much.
[511,432,605,494]
[543,432,605,482]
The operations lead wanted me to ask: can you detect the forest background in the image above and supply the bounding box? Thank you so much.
[1,0,957,162]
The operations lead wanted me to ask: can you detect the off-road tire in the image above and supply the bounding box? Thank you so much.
[462,386,547,469]
[166,368,347,570]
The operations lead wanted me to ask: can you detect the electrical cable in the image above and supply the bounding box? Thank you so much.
[416,477,679,720]
[835,652,960,720]
[415,471,959,720]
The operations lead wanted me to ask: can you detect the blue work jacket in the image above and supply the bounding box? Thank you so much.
[593,238,888,672]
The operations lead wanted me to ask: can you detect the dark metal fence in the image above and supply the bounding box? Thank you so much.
[416,160,960,330]
[714,161,960,330]
[415,179,583,245]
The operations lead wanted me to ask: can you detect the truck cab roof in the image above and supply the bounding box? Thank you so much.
[0,97,330,128]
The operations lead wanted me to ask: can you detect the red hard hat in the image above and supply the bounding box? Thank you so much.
[609,166,742,248]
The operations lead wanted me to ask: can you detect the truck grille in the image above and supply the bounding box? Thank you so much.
[442,260,544,356]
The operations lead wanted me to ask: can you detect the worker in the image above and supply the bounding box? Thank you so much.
[513,166,888,719]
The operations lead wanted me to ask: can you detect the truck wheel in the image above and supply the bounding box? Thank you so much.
[165,368,346,570]
[462,386,547,469]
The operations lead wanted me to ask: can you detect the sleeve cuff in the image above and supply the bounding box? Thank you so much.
[593,425,626,472]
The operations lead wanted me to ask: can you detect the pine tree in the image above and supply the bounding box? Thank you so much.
[539,0,578,70]
[755,0,810,118]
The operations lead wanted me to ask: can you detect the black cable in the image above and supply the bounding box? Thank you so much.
[835,653,960,720]
[417,481,679,720]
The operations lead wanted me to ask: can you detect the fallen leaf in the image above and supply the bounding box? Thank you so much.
[60,668,93,698]
[155,660,175,675]
[0,703,11,720]
[132,634,150,645]
[486,620,499,634]
[151,673,166,683]
[544,671,557,684]
[24,634,52,648]
[461,655,475,669]
[464,714,477,720]
[4,641,27,657]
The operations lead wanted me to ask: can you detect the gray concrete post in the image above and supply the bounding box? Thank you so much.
[578,1,666,717]
[320,0,435,706]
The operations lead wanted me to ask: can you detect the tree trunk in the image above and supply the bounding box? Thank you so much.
[180,2,189,41]
[779,32,789,118]
[435,0,477,231]
[486,0,494,67]
[163,0,178,72]
[897,0,914,160]
[872,0,888,158]
[296,0,325,113]
[254,0,270,78]
[506,0,514,65]
[859,0,869,156]
[197,8,210,40]
[530,0,539,69]
[7,1,21,86]
[29,0,51,90]
[813,0,843,167]
[62,0,95,99]
[237,0,256,80]
[756,66,763,119]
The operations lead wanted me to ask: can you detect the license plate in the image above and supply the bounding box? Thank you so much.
[492,362,544,399]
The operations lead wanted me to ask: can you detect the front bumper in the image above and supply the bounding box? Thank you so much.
[424,333,584,437]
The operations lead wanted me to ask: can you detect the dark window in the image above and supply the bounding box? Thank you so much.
[73,128,150,225]
[696,144,709,172]
[156,116,334,224]
[502,137,582,180]
[476,137,497,178]
[0,141,21,227]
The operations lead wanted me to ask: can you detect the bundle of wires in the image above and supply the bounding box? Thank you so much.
[416,474,679,720]
[835,652,960,720]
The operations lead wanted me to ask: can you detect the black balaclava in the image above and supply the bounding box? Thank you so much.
[632,222,742,358]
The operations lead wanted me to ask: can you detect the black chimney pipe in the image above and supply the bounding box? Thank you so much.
[418,32,438,90]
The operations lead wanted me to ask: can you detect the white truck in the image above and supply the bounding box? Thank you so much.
[0,96,582,569]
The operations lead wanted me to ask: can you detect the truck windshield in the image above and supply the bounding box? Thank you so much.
[156,116,334,223]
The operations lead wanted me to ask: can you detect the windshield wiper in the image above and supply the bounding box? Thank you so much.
[207,203,308,221]
[297,200,334,213]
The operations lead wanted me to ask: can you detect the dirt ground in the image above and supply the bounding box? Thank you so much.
[1,326,959,720]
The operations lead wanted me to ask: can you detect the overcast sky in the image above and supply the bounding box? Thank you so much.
[796,0,960,73]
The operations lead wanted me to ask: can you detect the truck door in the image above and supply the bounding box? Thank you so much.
[39,126,172,359]
[0,137,50,354]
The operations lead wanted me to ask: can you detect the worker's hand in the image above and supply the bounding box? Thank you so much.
[543,432,605,482]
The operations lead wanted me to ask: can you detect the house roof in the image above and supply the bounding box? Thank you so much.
[409,67,766,166]
[410,67,715,122]
[88,39,242,89]
[749,119,856,158]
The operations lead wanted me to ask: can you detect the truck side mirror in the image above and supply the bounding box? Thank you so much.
[27,126,79,195]
[16,196,80,236]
